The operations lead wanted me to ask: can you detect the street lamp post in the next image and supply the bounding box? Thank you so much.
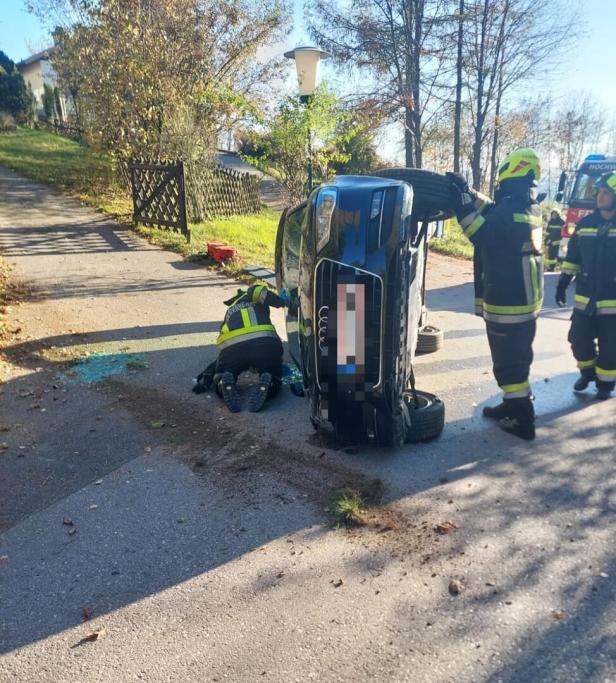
[284,46,330,193]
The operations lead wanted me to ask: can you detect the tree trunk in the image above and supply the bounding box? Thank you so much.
[453,0,464,173]
[489,59,504,195]
[405,104,415,167]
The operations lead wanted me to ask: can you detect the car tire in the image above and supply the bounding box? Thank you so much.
[403,390,445,443]
[416,325,444,355]
[372,168,457,221]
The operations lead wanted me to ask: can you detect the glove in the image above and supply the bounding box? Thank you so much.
[446,172,478,218]
[555,278,568,308]
[278,289,290,306]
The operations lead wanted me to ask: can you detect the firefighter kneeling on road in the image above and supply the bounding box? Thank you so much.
[206,284,288,413]
[545,209,565,271]
[556,171,616,400]
[447,148,544,441]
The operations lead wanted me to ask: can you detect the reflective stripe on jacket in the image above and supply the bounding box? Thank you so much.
[562,212,616,316]
[216,285,284,348]
[461,195,544,324]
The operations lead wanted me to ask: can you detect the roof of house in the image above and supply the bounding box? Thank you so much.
[17,46,56,68]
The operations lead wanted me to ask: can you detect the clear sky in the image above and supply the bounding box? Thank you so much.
[1,0,614,161]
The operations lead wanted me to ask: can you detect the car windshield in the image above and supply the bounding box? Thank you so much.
[570,167,616,203]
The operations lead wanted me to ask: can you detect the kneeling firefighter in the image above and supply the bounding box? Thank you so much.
[205,284,288,413]
[556,171,616,400]
[448,148,544,440]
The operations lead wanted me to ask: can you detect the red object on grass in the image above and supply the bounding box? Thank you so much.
[207,241,236,262]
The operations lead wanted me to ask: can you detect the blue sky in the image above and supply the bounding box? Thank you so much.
[1,0,614,161]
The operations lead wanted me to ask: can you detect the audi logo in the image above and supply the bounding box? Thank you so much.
[318,305,329,350]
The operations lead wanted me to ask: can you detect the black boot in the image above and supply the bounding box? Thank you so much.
[574,368,595,392]
[483,401,513,420]
[219,372,242,413]
[596,381,615,401]
[498,397,535,441]
[247,372,273,413]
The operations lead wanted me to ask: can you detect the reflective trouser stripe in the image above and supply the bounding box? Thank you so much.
[577,359,596,369]
[596,366,616,382]
[597,300,616,315]
[501,380,531,399]
[513,213,543,226]
[216,328,279,350]
[483,311,541,324]
[561,261,581,274]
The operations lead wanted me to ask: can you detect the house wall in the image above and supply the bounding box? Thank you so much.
[19,59,64,119]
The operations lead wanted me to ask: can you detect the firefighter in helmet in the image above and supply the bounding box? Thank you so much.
[556,171,616,400]
[448,148,544,440]
[544,209,565,271]
[212,284,288,412]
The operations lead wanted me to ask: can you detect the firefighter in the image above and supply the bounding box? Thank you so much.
[212,284,288,412]
[544,209,565,271]
[448,148,543,440]
[555,171,616,400]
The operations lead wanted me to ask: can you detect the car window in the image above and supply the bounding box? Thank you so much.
[282,205,305,290]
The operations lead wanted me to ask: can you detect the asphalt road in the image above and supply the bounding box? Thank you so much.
[1,166,615,682]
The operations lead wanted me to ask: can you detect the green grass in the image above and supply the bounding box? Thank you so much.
[138,208,280,271]
[429,219,473,260]
[328,488,366,525]
[0,127,131,217]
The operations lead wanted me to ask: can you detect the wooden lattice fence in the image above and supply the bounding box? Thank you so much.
[185,162,261,222]
[128,158,189,239]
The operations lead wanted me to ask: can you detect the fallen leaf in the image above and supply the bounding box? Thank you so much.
[449,578,464,595]
[277,571,285,579]
[333,578,344,588]
[150,421,165,429]
[63,517,74,526]
[435,520,459,535]
[82,606,91,622]
[68,527,77,536]
[0,555,8,561]
[94,479,103,485]
[88,504,98,511]
[382,520,398,532]
[83,628,106,642]
[551,610,566,620]
[0,442,8,451]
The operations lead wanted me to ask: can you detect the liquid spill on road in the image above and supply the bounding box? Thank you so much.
[66,352,148,383]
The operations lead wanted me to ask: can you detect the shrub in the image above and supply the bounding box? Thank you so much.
[0,111,16,132]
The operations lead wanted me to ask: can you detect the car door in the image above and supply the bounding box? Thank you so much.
[275,202,307,368]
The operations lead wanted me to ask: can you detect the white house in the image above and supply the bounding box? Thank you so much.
[17,46,66,119]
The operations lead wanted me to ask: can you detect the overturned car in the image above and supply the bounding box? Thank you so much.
[275,169,455,447]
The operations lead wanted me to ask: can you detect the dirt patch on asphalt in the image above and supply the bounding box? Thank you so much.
[103,378,445,562]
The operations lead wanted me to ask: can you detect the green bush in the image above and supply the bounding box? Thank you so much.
[0,111,16,132]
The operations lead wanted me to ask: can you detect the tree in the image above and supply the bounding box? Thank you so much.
[42,83,56,120]
[309,0,452,169]
[462,0,576,190]
[0,51,35,123]
[245,87,348,203]
[29,0,289,162]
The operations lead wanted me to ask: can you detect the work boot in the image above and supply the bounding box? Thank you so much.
[573,369,595,392]
[498,397,535,441]
[219,372,242,413]
[247,372,273,413]
[482,401,513,420]
[596,381,615,401]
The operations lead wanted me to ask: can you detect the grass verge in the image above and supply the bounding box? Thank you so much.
[430,219,473,260]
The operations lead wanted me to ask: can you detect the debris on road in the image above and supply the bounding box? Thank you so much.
[449,578,465,595]
[435,520,459,535]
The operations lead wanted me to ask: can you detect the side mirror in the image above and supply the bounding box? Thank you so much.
[557,171,567,193]
[536,192,547,204]
[555,191,564,203]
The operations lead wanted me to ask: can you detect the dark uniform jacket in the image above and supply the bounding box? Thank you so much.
[216,285,285,349]
[545,216,564,259]
[561,211,616,316]
[461,193,544,324]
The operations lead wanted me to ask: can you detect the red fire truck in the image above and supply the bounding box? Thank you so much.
[556,154,616,259]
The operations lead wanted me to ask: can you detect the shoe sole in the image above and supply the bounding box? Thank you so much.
[220,373,242,412]
[248,373,272,413]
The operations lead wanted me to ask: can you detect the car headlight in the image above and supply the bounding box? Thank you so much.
[316,188,337,252]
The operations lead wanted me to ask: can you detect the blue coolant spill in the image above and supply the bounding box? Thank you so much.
[66,352,148,383]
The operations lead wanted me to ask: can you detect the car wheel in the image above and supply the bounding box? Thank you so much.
[403,390,445,443]
[372,168,457,221]
[416,325,444,355]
